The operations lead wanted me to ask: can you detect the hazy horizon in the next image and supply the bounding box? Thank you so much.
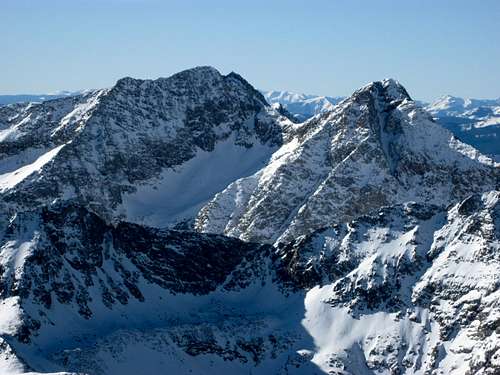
[2,0,499,101]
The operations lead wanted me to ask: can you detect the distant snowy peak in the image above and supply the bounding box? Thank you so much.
[426,94,500,117]
[425,94,500,160]
[0,90,87,106]
[263,90,321,103]
[261,89,344,122]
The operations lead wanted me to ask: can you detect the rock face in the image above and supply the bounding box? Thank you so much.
[197,79,498,244]
[0,201,299,374]
[0,68,499,375]
[286,191,500,375]
[1,200,271,323]
[262,90,500,161]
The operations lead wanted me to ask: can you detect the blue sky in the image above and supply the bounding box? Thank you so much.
[1,0,499,100]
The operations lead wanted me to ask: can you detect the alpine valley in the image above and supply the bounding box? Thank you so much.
[0,67,498,375]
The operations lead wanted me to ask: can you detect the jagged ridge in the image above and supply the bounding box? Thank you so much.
[0,67,290,228]
[0,69,499,375]
[196,78,498,244]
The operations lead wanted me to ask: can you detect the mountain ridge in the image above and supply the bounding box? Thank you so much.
[0,66,289,228]
[3,84,498,161]
[0,67,498,375]
[197,78,498,244]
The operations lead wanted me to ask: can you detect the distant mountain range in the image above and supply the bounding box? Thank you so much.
[260,90,344,122]
[0,91,85,106]
[0,67,498,374]
[425,95,500,160]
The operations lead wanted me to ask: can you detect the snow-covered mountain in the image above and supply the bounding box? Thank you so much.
[261,90,500,161]
[0,67,499,375]
[0,201,287,375]
[261,90,344,122]
[278,191,500,374]
[425,95,500,161]
[0,67,288,227]
[4,88,498,160]
[425,95,500,117]
[2,193,499,375]
[198,79,498,244]
[0,91,84,106]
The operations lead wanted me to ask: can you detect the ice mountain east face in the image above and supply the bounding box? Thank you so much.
[0,68,499,375]
[197,79,498,244]
[262,90,500,161]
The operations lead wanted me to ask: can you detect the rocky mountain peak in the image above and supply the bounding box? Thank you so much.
[0,67,287,228]
[109,66,267,111]
[169,65,223,81]
[196,78,498,244]
[351,78,412,106]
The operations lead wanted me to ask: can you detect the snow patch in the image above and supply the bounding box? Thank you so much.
[0,145,65,192]
[121,135,276,227]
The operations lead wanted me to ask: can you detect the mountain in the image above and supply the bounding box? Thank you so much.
[197,79,498,244]
[0,91,84,106]
[0,201,289,375]
[4,88,498,160]
[277,191,500,374]
[0,67,288,228]
[425,95,500,117]
[0,67,499,374]
[261,90,500,161]
[1,196,498,374]
[425,95,500,161]
[261,90,344,122]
